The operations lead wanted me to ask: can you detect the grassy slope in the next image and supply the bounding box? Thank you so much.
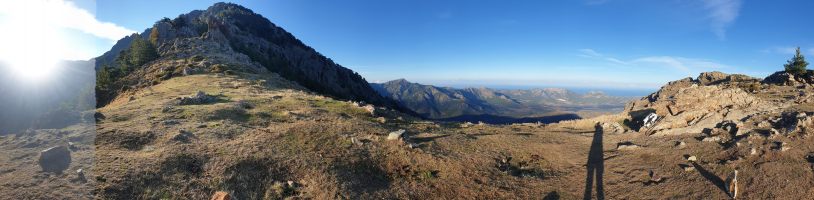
[90,72,814,199]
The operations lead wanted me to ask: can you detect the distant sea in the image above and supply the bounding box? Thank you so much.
[440,84,656,97]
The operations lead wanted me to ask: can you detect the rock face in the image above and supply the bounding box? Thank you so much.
[38,145,71,173]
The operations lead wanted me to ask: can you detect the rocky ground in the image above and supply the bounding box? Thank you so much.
[4,4,814,197]
[3,68,814,199]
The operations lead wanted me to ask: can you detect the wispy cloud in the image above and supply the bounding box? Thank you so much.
[0,0,135,42]
[701,0,742,39]
[632,56,727,71]
[578,49,629,65]
[579,49,729,72]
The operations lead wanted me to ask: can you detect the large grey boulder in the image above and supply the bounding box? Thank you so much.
[38,145,71,173]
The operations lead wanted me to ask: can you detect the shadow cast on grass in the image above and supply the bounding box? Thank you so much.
[583,123,605,200]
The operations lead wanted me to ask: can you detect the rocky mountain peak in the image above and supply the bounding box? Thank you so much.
[97,2,397,108]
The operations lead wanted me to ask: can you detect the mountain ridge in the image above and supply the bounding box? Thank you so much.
[372,78,635,123]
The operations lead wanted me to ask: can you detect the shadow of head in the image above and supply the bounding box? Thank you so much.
[544,191,560,200]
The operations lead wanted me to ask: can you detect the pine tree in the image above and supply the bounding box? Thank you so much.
[784,47,809,75]
[96,65,113,91]
[115,35,159,75]
[128,36,159,67]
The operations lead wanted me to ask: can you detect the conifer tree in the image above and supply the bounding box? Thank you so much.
[784,47,809,75]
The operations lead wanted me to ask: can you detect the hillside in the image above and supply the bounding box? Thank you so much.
[372,79,634,123]
[94,2,396,109]
[5,67,811,199]
[5,2,814,200]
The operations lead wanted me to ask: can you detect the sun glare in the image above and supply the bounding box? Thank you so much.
[0,0,92,83]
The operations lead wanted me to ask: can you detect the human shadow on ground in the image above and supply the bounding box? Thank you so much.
[690,162,729,196]
[583,123,605,200]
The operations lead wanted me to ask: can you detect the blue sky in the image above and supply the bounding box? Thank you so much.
[23,0,814,90]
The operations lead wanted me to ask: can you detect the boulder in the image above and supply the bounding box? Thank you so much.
[210,191,231,200]
[387,129,406,141]
[179,91,217,105]
[38,145,71,173]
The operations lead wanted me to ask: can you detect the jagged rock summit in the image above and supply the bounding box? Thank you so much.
[99,2,394,108]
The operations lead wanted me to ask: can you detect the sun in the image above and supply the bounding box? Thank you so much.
[0,1,75,83]
[5,55,60,82]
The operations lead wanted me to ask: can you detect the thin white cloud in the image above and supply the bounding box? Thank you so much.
[701,0,742,39]
[578,49,729,72]
[579,48,628,65]
[0,0,135,42]
[578,49,603,57]
[632,56,727,71]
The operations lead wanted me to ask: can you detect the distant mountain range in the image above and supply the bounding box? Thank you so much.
[372,79,637,123]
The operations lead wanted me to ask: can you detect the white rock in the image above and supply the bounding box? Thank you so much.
[387,129,406,141]
[643,113,659,128]
[682,165,695,172]
[702,136,722,142]
[686,155,697,162]
[675,141,687,149]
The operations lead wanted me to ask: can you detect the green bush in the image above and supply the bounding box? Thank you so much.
[784,47,809,75]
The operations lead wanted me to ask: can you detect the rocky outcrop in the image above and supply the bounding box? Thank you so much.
[763,70,814,85]
[623,72,782,136]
